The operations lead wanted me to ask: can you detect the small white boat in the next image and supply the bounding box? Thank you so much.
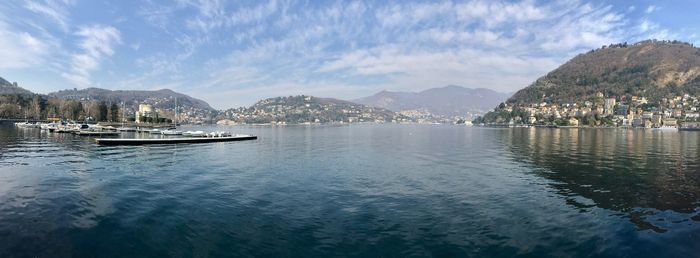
[41,123,58,130]
[182,130,205,137]
[149,129,161,134]
[654,126,677,131]
[55,126,77,133]
[15,122,39,128]
[116,127,137,132]
[206,131,232,137]
[161,130,183,136]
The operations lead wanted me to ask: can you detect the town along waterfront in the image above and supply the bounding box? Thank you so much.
[1,122,699,257]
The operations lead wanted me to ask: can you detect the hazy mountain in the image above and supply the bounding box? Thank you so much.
[0,77,34,96]
[48,88,213,110]
[509,40,700,104]
[354,85,512,117]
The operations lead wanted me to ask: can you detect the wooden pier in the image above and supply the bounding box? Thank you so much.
[95,135,257,145]
[73,131,120,136]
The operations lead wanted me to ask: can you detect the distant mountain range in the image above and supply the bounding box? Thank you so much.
[353,85,511,117]
[48,88,213,110]
[0,77,33,96]
[3,74,512,123]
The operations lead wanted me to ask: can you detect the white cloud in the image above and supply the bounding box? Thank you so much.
[179,0,681,108]
[62,25,121,87]
[23,0,74,32]
[317,0,632,96]
[227,0,278,26]
[537,4,626,52]
[455,0,546,27]
[317,46,560,94]
[645,5,657,14]
[376,1,452,27]
[639,19,657,33]
[0,21,51,69]
[183,0,279,33]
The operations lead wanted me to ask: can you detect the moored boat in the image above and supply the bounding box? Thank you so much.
[55,127,77,133]
[653,125,677,131]
[73,131,120,136]
[116,127,137,132]
[679,122,700,131]
[182,130,205,137]
[15,122,39,128]
[161,130,183,135]
[206,131,232,137]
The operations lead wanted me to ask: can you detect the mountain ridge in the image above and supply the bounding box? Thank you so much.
[353,85,511,117]
[219,95,404,124]
[48,87,214,110]
[0,76,34,96]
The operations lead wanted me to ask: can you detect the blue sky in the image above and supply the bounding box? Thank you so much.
[0,0,698,108]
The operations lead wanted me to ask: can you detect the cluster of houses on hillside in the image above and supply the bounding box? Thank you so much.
[216,96,403,124]
[504,92,700,128]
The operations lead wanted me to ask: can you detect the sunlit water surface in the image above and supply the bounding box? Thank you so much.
[1,123,699,257]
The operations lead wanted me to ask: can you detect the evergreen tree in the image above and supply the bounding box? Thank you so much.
[98,101,109,121]
[110,103,119,122]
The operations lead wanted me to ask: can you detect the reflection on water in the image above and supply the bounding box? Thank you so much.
[0,123,699,257]
[505,128,700,232]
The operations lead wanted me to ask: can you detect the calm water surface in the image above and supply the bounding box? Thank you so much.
[0,123,699,257]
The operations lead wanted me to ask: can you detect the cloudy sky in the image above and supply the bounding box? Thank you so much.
[0,0,698,108]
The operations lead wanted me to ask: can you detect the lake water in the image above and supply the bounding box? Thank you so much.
[1,122,699,257]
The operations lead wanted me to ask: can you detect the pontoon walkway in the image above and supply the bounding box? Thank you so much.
[95,135,257,145]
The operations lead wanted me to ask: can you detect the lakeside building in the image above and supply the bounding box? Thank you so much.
[604,98,616,116]
[135,104,153,123]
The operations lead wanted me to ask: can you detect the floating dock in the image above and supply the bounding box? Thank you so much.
[74,131,120,136]
[94,135,257,145]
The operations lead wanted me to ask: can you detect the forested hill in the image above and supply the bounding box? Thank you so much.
[48,88,213,110]
[509,40,700,104]
[219,95,403,124]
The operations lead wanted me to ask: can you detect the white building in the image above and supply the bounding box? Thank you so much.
[604,98,616,116]
[135,104,154,123]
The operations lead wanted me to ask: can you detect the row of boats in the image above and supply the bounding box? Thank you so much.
[13,121,232,137]
[14,121,87,133]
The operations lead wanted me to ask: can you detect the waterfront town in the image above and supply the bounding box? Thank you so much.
[476,92,700,129]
